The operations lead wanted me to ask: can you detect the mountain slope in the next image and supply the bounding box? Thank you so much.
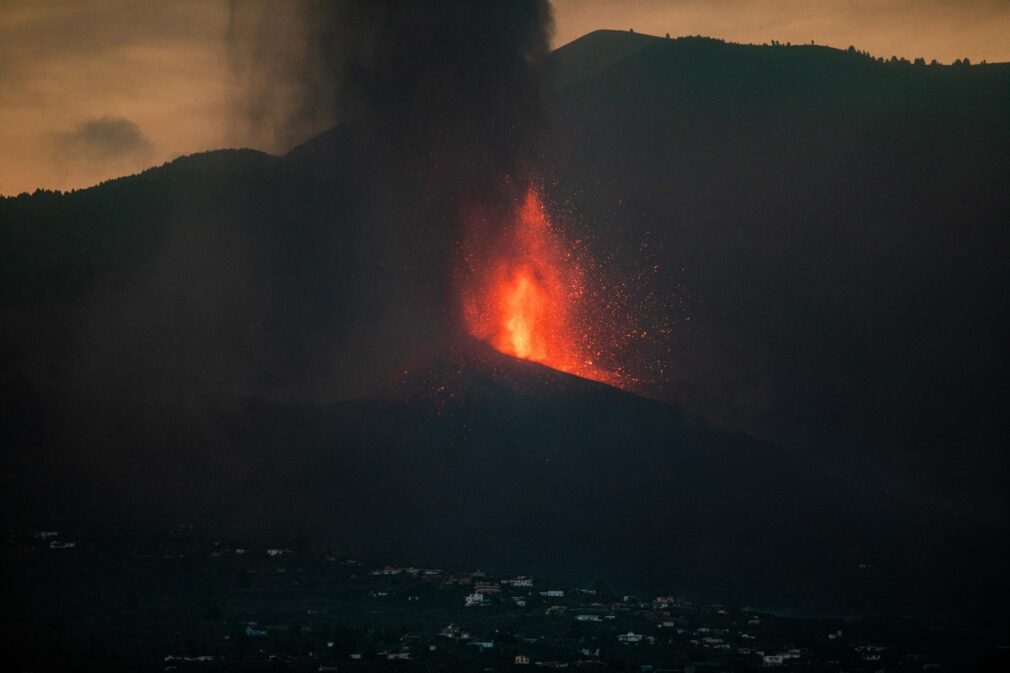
[545,31,1010,521]
[8,335,997,615]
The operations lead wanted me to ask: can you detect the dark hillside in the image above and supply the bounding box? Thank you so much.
[6,335,999,616]
[545,31,1010,522]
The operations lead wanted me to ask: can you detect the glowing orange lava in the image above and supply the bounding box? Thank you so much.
[460,187,621,387]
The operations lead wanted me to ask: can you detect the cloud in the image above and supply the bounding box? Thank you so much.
[37,116,156,189]
[50,116,155,164]
[0,2,229,194]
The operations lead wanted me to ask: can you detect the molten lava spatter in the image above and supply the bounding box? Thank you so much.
[460,188,621,387]
[499,268,545,359]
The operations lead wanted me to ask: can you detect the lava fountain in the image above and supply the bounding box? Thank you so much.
[458,186,624,387]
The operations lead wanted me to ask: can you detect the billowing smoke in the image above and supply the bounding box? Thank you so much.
[228,0,557,361]
[227,1,341,153]
[228,0,553,183]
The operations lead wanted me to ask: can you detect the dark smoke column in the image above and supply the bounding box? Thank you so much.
[230,0,555,372]
[339,0,556,320]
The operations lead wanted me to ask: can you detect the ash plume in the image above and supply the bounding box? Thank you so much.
[228,0,554,183]
[228,0,557,360]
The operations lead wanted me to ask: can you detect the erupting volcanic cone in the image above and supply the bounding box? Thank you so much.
[457,186,623,388]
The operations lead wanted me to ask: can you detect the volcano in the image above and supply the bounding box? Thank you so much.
[458,186,632,388]
[2,30,1009,617]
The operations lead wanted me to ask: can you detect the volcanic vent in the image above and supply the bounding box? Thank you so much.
[456,185,664,391]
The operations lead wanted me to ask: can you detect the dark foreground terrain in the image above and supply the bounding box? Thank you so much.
[4,529,1008,673]
[4,339,1003,618]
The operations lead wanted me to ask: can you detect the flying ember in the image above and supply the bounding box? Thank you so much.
[459,187,621,387]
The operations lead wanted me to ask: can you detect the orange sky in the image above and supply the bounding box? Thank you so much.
[1,0,1008,196]
[552,0,1010,60]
